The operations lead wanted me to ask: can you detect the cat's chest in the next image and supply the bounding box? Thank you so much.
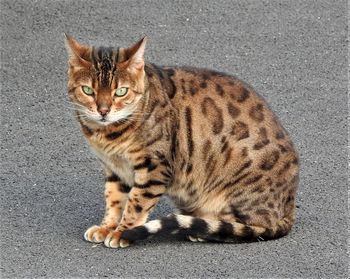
[88,134,135,186]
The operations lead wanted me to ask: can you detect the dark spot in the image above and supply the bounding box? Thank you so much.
[223,172,251,189]
[278,144,288,153]
[106,174,121,182]
[251,185,263,193]
[180,78,186,93]
[190,86,199,95]
[260,150,280,171]
[151,63,164,79]
[111,201,120,207]
[231,208,251,223]
[249,103,264,122]
[106,125,131,140]
[286,196,293,204]
[292,156,299,165]
[230,121,249,140]
[223,147,232,165]
[233,160,252,177]
[232,190,244,198]
[237,88,250,102]
[200,81,207,88]
[215,84,224,96]
[244,174,263,186]
[267,202,274,209]
[185,107,194,157]
[188,188,197,196]
[227,102,241,119]
[221,141,229,153]
[201,97,224,134]
[134,204,143,213]
[186,163,193,174]
[164,68,175,77]
[134,157,157,172]
[253,127,270,150]
[134,179,165,188]
[167,76,177,99]
[80,122,94,137]
[119,183,130,193]
[142,192,163,199]
[202,140,212,160]
[278,161,291,175]
[202,73,210,80]
[275,130,285,139]
[255,209,270,216]
[241,147,248,157]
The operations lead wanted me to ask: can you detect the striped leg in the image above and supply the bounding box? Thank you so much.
[104,184,166,248]
[104,155,169,248]
[84,172,130,243]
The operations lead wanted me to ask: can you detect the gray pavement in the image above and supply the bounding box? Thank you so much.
[0,0,348,278]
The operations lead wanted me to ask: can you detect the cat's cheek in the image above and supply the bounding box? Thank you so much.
[114,101,124,110]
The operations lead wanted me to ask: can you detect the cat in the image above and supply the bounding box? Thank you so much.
[64,34,299,248]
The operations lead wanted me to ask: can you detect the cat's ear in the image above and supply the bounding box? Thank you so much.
[122,36,147,73]
[64,33,91,68]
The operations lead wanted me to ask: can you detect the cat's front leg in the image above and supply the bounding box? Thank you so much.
[84,171,130,243]
[104,156,169,248]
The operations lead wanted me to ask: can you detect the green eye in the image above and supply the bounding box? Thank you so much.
[115,87,128,97]
[82,86,94,95]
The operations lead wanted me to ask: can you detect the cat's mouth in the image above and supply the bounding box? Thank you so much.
[98,116,112,125]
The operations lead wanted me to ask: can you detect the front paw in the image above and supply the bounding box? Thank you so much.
[84,225,113,243]
[104,231,130,248]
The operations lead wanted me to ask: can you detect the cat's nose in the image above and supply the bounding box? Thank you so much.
[98,106,110,117]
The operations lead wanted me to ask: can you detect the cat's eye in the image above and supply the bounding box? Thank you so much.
[115,87,128,97]
[82,86,94,95]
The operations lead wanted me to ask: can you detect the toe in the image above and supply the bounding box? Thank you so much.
[84,225,110,243]
[119,239,130,248]
[104,231,122,248]
[188,235,198,242]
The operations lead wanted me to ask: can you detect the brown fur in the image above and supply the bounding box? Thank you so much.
[65,34,299,248]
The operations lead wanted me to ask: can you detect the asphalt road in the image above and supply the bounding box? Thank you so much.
[1,0,348,278]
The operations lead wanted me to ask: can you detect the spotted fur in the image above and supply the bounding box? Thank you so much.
[65,35,299,248]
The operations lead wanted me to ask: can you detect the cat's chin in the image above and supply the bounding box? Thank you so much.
[95,119,116,126]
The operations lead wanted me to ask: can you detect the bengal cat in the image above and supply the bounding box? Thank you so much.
[64,35,299,248]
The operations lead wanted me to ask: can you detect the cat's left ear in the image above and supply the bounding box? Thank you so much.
[123,36,147,73]
[64,33,91,68]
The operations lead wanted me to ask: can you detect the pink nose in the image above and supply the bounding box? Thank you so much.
[98,106,110,117]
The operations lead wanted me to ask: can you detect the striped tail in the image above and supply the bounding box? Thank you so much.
[121,214,293,242]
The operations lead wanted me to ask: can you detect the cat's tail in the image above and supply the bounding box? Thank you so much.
[121,214,293,242]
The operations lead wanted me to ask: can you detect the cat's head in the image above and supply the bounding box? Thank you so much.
[64,34,147,126]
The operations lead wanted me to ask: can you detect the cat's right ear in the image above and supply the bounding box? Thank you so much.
[64,33,91,68]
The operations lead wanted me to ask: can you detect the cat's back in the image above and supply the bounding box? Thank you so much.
[164,66,296,154]
[159,66,298,197]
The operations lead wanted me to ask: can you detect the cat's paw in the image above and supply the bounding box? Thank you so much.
[84,225,112,243]
[187,235,206,242]
[104,231,130,248]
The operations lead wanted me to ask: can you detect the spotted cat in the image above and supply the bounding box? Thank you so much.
[64,35,299,248]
